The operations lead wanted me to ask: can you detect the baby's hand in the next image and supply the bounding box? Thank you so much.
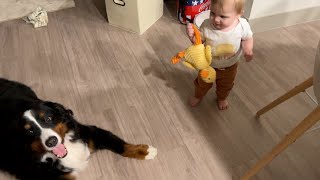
[244,50,253,62]
[186,23,195,41]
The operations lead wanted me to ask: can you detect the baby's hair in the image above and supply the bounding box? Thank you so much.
[211,0,244,14]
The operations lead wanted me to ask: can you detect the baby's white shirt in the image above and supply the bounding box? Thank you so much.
[200,18,253,68]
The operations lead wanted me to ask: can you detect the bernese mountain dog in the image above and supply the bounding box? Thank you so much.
[0,78,157,180]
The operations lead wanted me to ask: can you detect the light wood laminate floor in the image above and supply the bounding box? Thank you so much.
[0,0,75,23]
[0,0,320,179]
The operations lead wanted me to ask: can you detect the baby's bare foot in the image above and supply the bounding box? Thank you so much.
[217,99,229,110]
[189,96,201,107]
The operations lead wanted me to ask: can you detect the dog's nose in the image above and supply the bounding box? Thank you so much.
[45,136,58,147]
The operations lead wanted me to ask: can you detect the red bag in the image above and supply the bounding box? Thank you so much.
[177,0,211,24]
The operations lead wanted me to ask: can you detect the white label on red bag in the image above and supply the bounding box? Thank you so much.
[178,0,211,24]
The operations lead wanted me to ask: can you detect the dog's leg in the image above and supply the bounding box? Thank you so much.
[59,173,76,180]
[79,125,157,160]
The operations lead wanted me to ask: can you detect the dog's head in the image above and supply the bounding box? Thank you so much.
[21,101,74,158]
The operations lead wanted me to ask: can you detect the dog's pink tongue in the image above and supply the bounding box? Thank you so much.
[52,144,67,158]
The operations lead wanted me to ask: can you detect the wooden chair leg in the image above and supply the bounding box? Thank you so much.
[256,77,313,117]
[241,106,320,180]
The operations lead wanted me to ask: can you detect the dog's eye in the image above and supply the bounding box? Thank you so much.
[45,116,52,123]
[26,129,34,136]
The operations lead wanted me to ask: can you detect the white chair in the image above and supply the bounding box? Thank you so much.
[241,41,320,180]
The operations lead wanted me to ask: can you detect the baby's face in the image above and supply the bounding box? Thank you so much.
[210,1,241,30]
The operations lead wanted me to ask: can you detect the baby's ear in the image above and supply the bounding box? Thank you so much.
[240,10,244,16]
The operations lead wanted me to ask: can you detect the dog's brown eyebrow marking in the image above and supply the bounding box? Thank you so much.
[24,124,31,130]
[39,111,45,119]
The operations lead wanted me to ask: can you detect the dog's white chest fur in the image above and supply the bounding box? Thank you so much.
[59,131,91,172]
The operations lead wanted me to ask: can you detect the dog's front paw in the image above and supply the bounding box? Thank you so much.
[145,145,157,160]
[122,144,157,160]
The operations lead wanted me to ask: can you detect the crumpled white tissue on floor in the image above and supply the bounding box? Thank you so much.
[23,7,48,28]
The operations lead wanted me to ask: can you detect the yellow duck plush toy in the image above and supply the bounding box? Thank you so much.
[171,24,216,83]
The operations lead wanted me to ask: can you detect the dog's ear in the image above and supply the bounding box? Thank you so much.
[43,101,73,116]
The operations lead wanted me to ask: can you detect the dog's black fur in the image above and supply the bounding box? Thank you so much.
[0,78,156,180]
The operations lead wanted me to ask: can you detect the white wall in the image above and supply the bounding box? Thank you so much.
[250,0,320,19]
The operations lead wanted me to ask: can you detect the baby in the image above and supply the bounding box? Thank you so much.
[187,0,253,110]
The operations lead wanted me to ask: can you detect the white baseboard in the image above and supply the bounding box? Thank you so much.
[249,6,320,33]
